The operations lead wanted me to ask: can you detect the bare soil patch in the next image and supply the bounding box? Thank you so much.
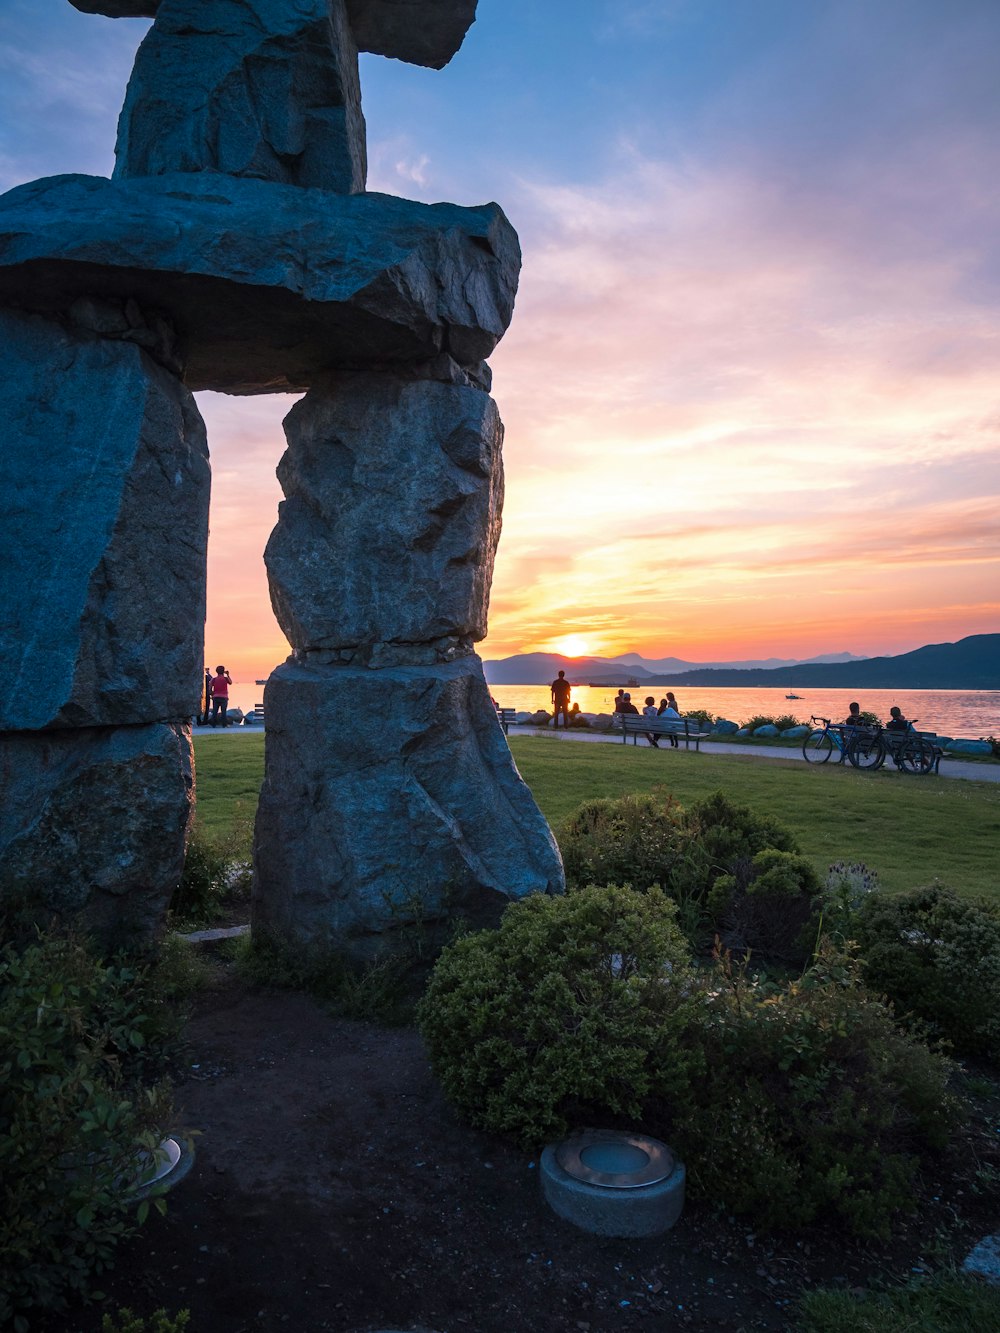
[46,969,999,1333]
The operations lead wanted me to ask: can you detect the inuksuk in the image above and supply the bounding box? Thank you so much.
[0,0,564,954]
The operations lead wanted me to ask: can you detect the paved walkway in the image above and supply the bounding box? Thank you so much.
[192,721,1000,784]
[510,726,1000,783]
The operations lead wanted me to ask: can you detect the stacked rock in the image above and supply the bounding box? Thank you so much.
[0,0,563,954]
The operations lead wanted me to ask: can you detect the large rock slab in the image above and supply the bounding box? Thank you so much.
[0,309,209,731]
[0,722,194,948]
[266,372,502,654]
[70,0,477,69]
[0,310,208,726]
[115,0,366,194]
[252,656,565,960]
[0,172,520,392]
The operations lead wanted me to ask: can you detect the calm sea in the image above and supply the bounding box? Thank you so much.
[487,684,998,739]
[225,679,997,738]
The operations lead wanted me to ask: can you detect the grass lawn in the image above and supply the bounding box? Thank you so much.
[192,733,1000,900]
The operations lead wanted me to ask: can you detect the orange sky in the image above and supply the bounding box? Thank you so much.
[20,5,994,680]
[200,150,1000,678]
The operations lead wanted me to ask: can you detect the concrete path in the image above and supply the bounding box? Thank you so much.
[192,720,1000,784]
[507,725,1000,783]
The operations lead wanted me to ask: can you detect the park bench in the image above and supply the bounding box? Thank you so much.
[617,714,711,750]
[496,707,517,735]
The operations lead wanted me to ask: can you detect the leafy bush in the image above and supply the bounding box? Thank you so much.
[682,708,713,727]
[558,789,809,955]
[706,847,824,961]
[558,792,690,896]
[854,884,1000,1060]
[0,933,185,1325]
[741,713,779,732]
[170,811,252,926]
[417,885,701,1147]
[668,945,959,1238]
[773,713,803,731]
[419,895,959,1237]
[102,1310,191,1333]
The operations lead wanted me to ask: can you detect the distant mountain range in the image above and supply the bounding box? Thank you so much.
[482,635,999,690]
[483,649,867,686]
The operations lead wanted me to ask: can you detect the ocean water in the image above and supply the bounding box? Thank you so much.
[222,680,997,738]
[486,684,998,739]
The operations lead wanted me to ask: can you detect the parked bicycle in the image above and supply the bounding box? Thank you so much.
[802,716,939,775]
[802,716,872,767]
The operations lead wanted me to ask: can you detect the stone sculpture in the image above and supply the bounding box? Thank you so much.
[0,0,564,954]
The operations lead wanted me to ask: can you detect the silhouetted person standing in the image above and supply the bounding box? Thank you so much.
[550,669,572,729]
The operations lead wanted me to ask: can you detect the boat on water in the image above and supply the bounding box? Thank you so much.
[786,692,803,699]
[588,677,641,688]
[255,678,267,685]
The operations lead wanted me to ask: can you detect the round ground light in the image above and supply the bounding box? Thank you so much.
[129,1136,195,1200]
[540,1129,685,1237]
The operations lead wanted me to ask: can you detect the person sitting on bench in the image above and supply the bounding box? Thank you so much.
[885,705,909,732]
[642,696,661,747]
[655,695,681,747]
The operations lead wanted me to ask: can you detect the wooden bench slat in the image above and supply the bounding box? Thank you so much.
[617,715,709,750]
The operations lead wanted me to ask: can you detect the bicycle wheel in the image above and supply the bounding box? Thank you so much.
[848,732,885,770]
[803,730,834,763]
[899,737,936,775]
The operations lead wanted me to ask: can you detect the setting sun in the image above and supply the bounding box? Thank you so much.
[547,634,592,659]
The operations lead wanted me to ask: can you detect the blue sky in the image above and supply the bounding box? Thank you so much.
[3,0,999,672]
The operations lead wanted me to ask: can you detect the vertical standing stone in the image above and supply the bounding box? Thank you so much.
[0,308,209,945]
[114,0,367,193]
[253,367,564,960]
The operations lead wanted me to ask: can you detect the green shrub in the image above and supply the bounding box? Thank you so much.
[855,884,1000,1060]
[742,713,779,732]
[0,933,184,1325]
[820,862,881,940]
[669,945,959,1238]
[558,791,690,896]
[675,791,808,952]
[170,811,252,926]
[417,885,701,1147]
[682,708,714,727]
[773,713,803,731]
[707,847,824,961]
[419,893,958,1237]
[797,1269,1000,1332]
[558,789,808,955]
[102,1309,191,1333]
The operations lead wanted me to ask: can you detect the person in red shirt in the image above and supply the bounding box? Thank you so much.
[210,665,232,727]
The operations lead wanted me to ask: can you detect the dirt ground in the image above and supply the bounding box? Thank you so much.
[47,970,999,1333]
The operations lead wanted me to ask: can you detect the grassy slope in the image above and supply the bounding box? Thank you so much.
[192,734,1000,900]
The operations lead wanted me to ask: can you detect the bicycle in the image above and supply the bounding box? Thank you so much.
[802,716,939,775]
[802,716,877,768]
[874,720,940,775]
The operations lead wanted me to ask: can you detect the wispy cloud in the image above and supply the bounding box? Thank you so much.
[483,142,1000,659]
